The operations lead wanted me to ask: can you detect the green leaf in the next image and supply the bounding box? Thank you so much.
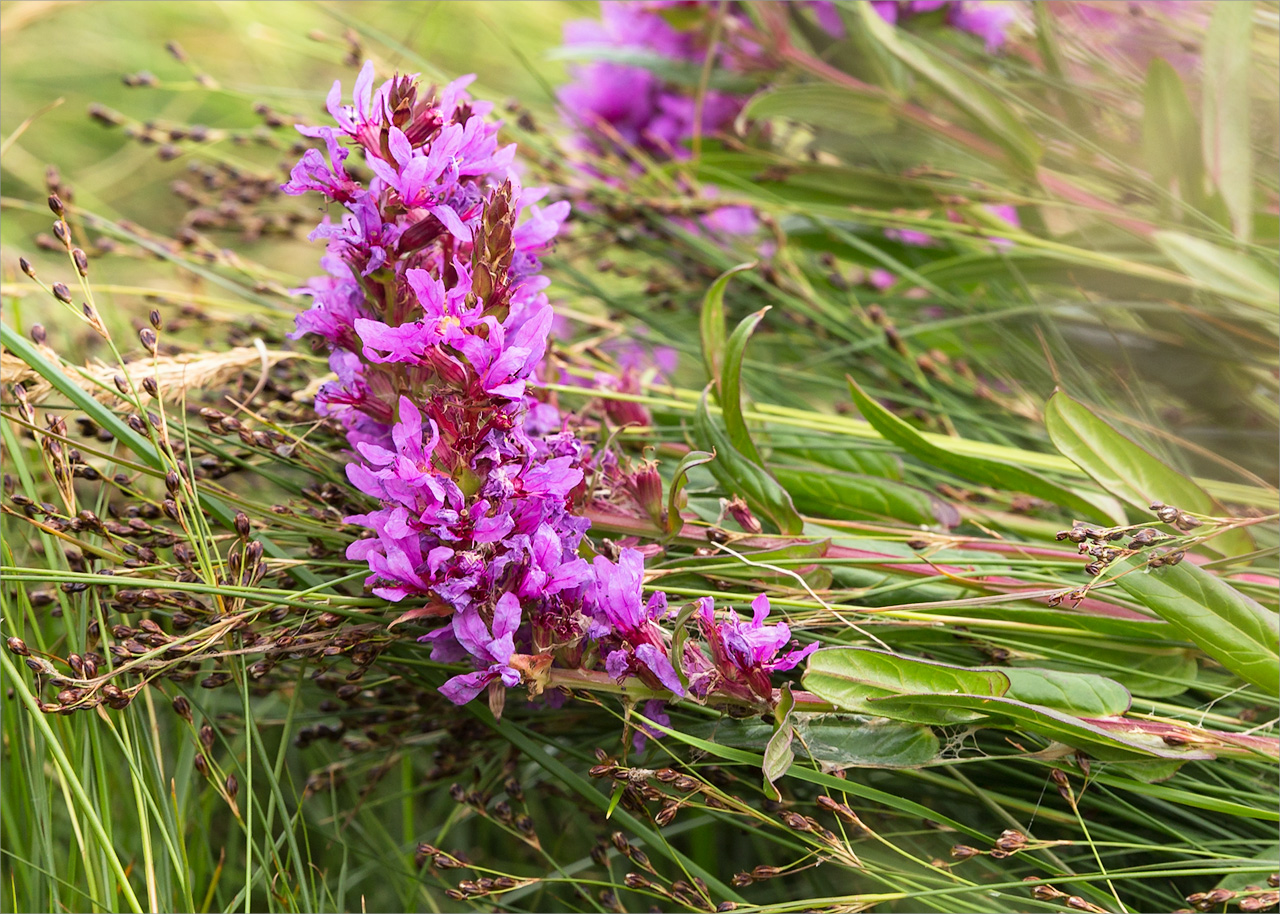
[689,717,941,769]
[993,668,1132,717]
[1202,0,1254,242]
[668,600,703,693]
[1044,390,1253,557]
[763,685,796,799]
[699,262,756,393]
[772,438,903,479]
[847,376,1121,525]
[868,693,1214,760]
[1153,231,1277,311]
[854,0,1041,172]
[1112,555,1279,696]
[773,466,959,528]
[1142,58,1205,214]
[1010,641,1197,700]
[721,308,769,464]
[802,647,1009,725]
[665,450,716,541]
[738,84,896,137]
[694,388,804,535]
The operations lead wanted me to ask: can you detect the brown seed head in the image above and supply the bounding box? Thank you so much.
[52,282,72,303]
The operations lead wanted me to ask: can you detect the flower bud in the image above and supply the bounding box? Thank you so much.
[52,282,72,303]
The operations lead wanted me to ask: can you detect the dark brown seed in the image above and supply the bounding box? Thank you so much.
[731,872,753,888]
[48,193,65,217]
[172,694,192,721]
[19,257,35,277]
[73,248,89,276]
[6,637,29,656]
[622,873,650,890]
[951,845,982,859]
[225,773,239,799]
[199,723,215,751]
[52,282,72,303]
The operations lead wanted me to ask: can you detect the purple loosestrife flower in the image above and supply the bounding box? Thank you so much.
[699,594,818,702]
[590,549,684,695]
[438,592,524,704]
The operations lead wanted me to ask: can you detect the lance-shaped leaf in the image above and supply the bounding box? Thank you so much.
[847,376,1121,525]
[1142,59,1205,215]
[1202,0,1254,242]
[699,262,756,392]
[992,668,1132,717]
[695,388,804,535]
[774,466,959,528]
[868,693,1214,760]
[763,684,796,800]
[720,308,769,464]
[739,85,896,137]
[803,647,1009,725]
[1112,555,1279,696]
[1044,391,1253,557]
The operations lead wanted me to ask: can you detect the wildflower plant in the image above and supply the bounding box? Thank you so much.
[1,3,1278,913]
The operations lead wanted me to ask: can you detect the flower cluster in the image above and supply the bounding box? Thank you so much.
[286,62,814,715]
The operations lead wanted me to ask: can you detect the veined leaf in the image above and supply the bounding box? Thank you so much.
[867,693,1214,760]
[699,262,756,393]
[1008,639,1197,699]
[1112,555,1279,696]
[738,84,896,137]
[802,647,1009,725]
[721,308,769,464]
[763,684,796,799]
[771,438,903,479]
[773,466,959,528]
[694,388,804,535]
[847,376,1121,524]
[1202,0,1254,242]
[855,0,1041,172]
[688,717,941,769]
[1044,390,1253,557]
[992,668,1132,717]
[1153,231,1277,312]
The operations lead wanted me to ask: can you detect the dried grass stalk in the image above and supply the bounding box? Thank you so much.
[1,346,297,405]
